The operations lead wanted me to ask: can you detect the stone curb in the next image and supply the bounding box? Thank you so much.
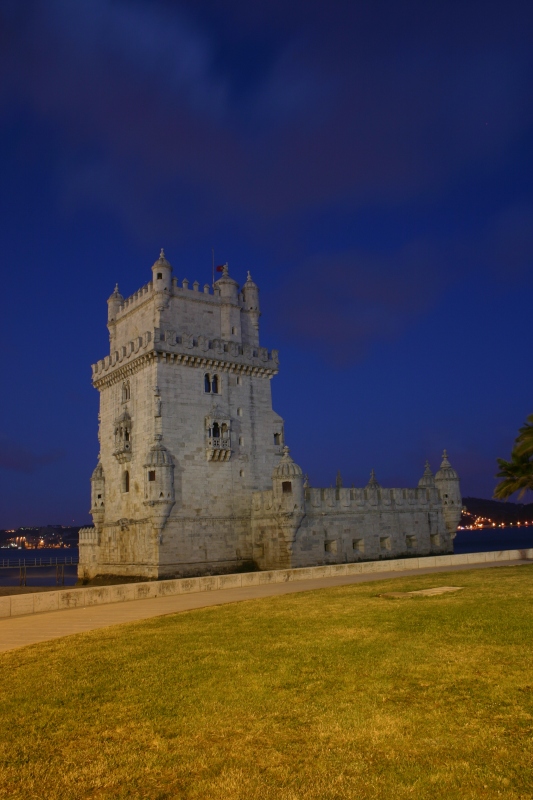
[1,549,532,619]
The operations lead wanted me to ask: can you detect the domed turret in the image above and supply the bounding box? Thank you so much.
[90,461,105,527]
[272,446,304,510]
[241,271,260,346]
[152,248,173,309]
[214,263,239,303]
[435,450,461,538]
[214,263,241,339]
[107,284,123,323]
[366,469,380,489]
[143,435,175,541]
[418,461,435,488]
[273,446,303,479]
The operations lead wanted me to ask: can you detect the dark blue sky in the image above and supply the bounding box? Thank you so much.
[1,0,532,527]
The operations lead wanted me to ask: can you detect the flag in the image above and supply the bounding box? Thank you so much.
[216,264,225,272]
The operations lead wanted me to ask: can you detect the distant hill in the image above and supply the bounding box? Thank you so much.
[462,497,533,526]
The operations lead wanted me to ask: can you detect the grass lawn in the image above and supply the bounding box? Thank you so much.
[1,566,532,799]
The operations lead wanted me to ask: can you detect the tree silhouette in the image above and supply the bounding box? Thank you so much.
[494,414,533,500]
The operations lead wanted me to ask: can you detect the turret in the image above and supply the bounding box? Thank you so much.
[366,469,380,505]
[418,460,435,488]
[241,271,260,347]
[107,284,124,323]
[107,284,123,345]
[435,450,462,538]
[152,249,173,311]
[214,264,241,339]
[90,461,105,527]
[272,446,304,512]
[143,435,175,542]
[214,263,239,303]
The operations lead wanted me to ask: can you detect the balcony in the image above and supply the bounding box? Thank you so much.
[206,437,231,462]
[113,440,132,464]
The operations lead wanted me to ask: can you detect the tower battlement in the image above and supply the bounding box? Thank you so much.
[252,485,442,512]
[92,329,278,386]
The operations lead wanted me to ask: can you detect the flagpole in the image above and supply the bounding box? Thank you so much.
[212,248,215,289]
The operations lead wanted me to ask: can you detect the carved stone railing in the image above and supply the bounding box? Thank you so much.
[206,437,232,462]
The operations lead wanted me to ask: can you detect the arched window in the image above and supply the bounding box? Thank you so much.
[122,471,130,493]
[212,422,220,439]
[122,382,130,402]
[148,470,156,482]
[282,481,292,494]
[204,373,211,393]
[211,375,219,394]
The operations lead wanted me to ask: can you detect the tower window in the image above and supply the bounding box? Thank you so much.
[121,381,130,402]
[204,373,219,394]
[237,376,242,386]
[274,433,281,445]
[282,481,292,494]
[239,436,244,446]
[237,407,243,417]
[157,272,163,279]
[148,470,156,482]
[240,469,245,478]
[122,471,130,493]
[232,326,237,335]
[212,422,220,439]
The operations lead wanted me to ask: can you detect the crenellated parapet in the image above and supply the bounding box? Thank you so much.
[79,526,98,543]
[252,484,443,515]
[92,328,279,388]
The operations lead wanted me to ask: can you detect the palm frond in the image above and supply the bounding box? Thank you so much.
[494,451,533,500]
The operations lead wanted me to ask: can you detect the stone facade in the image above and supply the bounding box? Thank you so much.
[78,251,461,581]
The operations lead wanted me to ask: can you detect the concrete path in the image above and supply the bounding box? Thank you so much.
[0,559,529,655]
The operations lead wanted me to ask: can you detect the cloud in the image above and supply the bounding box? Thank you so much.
[1,0,532,235]
[0,437,65,473]
[266,239,447,363]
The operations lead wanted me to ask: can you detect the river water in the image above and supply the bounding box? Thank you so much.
[0,529,532,588]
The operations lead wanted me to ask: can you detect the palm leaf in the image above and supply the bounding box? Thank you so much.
[494,451,533,500]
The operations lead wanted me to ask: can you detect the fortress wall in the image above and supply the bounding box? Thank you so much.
[251,487,452,570]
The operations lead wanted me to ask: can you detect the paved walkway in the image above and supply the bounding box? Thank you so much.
[0,559,529,654]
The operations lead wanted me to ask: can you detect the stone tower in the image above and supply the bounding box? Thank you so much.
[79,252,284,580]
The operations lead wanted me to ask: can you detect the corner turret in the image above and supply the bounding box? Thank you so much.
[418,461,435,488]
[214,264,241,339]
[90,461,105,527]
[143,435,176,543]
[152,249,173,311]
[241,271,260,347]
[107,284,123,345]
[435,450,461,538]
[272,446,304,512]
[107,284,123,323]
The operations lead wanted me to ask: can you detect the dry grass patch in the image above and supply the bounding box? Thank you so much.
[0,566,532,799]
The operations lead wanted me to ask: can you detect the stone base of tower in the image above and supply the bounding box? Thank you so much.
[78,515,258,583]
